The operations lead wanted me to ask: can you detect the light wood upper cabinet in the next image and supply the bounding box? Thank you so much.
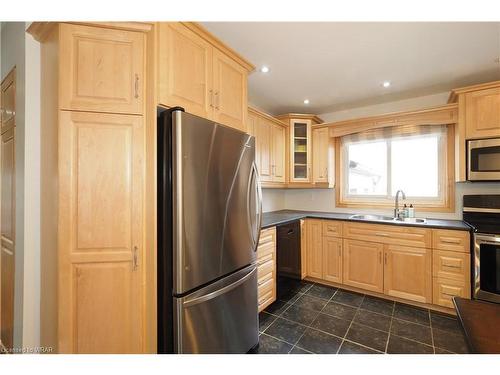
[249,107,287,186]
[464,86,500,139]
[290,119,312,183]
[158,23,213,119]
[343,239,384,293]
[59,23,145,114]
[306,220,323,279]
[383,244,432,304]
[158,23,253,132]
[58,111,144,353]
[212,49,248,132]
[313,127,329,183]
[322,237,342,284]
[271,124,286,183]
[254,115,273,182]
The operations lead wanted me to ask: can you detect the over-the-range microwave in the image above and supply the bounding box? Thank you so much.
[468,138,500,181]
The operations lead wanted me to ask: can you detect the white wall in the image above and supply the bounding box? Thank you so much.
[0,22,41,351]
[22,26,40,351]
[265,92,500,220]
[262,189,286,212]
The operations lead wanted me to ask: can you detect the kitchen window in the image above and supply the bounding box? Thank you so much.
[336,124,454,211]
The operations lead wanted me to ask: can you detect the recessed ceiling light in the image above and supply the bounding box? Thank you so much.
[382,81,391,88]
[303,99,310,105]
[260,66,270,73]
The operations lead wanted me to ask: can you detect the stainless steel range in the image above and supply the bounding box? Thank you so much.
[463,195,500,304]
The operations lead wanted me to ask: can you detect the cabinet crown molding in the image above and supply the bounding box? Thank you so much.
[276,113,323,124]
[27,21,153,41]
[448,80,500,103]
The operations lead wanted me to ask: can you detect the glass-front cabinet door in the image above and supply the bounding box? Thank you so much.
[290,119,312,182]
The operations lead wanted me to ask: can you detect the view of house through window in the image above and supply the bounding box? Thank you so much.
[342,126,446,204]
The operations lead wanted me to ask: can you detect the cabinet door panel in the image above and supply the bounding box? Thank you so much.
[212,49,247,131]
[384,245,432,304]
[465,87,500,139]
[313,127,329,183]
[343,239,383,293]
[255,118,272,182]
[290,119,312,183]
[0,129,15,350]
[306,220,323,279]
[60,23,145,114]
[58,111,144,353]
[323,237,342,283]
[1,68,15,133]
[74,262,141,353]
[272,124,286,182]
[158,23,213,119]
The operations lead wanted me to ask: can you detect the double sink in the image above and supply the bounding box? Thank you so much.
[349,214,427,224]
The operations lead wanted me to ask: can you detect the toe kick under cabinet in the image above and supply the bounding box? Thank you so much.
[303,219,471,311]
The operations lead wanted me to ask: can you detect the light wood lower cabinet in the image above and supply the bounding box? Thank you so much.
[433,278,469,308]
[257,227,276,312]
[322,237,342,283]
[383,244,432,304]
[301,219,471,311]
[343,239,384,293]
[306,220,323,279]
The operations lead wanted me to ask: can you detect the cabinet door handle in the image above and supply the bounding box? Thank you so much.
[133,246,139,271]
[375,232,389,237]
[384,253,387,265]
[209,89,214,107]
[215,91,220,110]
[134,74,139,99]
[441,238,461,244]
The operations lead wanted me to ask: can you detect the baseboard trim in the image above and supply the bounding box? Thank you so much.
[304,276,457,316]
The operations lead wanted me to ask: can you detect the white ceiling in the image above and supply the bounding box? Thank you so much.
[202,22,500,115]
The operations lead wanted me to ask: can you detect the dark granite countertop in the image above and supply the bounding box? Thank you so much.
[262,209,472,231]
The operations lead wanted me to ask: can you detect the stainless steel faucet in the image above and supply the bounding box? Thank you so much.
[394,190,406,219]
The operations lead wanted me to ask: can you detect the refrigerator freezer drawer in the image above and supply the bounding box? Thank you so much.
[174,264,258,353]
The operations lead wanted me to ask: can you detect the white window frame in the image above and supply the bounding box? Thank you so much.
[338,125,451,210]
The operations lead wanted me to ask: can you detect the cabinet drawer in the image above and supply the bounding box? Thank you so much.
[433,250,470,282]
[432,229,470,253]
[257,227,276,261]
[259,227,276,245]
[343,222,431,248]
[257,259,274,285]
[258,277,275,311]
[322,220,342,237]
[258,289,274,312]
[257,241,275,262]
[433,277,470,308]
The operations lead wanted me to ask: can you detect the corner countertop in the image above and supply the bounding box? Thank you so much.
[261,209,472,231]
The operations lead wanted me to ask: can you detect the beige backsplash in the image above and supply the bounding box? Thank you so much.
[262,182,500,220]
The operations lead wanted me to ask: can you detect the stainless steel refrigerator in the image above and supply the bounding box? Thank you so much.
[157,107,262,354]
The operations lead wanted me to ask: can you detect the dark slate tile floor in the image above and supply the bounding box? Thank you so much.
[255,277,470,354]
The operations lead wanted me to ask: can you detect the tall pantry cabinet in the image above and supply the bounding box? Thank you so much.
[28,22,151,353]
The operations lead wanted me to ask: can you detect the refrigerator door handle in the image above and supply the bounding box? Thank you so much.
[247,162,262,251]
[182,266,256,308]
